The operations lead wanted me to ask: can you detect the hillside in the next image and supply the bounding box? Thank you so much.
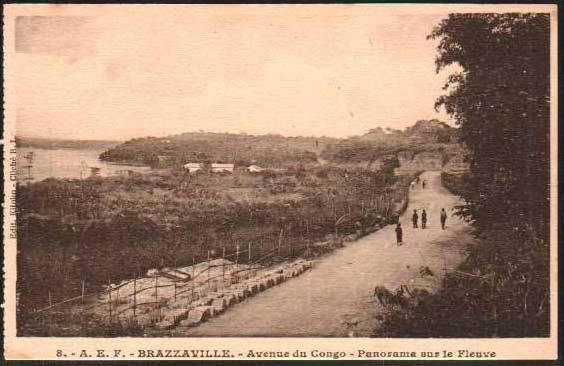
[99,121,463,170]
[321,119,462,164]
[99,132,338,168]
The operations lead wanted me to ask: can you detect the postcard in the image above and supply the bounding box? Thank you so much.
[3,3,558,360]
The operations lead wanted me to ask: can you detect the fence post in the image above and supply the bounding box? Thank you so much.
[278,229,283,256]
[191,256,195,302]
[288,224,293,257]
[47,290,53,336]
[133,275,137,318]
[207,250,211,290]
[116,285,120,317]
[222,247,226,288]
[108,280,112,324]
[306,220,310,251]
[81,280,85,304]
[154,275,158,319]
[288,224,292,257]
[248,242,253,277]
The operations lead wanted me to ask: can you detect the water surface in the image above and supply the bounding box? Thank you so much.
[17,147,151,183]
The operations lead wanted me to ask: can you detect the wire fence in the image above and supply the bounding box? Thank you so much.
[24,237,329,336]
[22,187,415,336]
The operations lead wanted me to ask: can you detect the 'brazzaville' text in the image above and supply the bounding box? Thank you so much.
[137,349,231,358]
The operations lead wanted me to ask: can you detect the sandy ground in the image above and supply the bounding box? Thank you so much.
[180,171,475,337]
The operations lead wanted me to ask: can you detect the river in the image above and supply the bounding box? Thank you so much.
[16,147,151,183]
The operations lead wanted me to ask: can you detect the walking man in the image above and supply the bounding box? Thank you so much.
[395,222,403,245]
[421,209,427,229]
[422,180,427,189]
[440,208,447,230]
[412,209,418,228]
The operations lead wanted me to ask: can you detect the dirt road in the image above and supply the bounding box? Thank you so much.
[180,171,474,337]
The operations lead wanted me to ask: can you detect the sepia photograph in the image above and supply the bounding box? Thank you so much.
[3,3,558,360]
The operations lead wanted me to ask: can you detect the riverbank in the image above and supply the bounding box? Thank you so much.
[16,147,150,183]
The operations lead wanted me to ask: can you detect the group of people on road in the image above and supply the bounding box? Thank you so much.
[411,209,428,229]
[395,208,448,245]
[410,176,427,190]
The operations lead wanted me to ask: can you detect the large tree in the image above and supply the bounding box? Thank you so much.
[429,14,551,237]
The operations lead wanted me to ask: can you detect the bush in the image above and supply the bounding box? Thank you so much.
[376,226,549,337]
[441,172,468,197]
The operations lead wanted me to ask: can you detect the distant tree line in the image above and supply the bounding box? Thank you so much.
[16,137,119,151]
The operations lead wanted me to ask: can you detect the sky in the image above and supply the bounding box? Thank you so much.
[13,5,455,140]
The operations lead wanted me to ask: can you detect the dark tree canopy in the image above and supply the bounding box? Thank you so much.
[376,14,551,338]
[429,13,550,236]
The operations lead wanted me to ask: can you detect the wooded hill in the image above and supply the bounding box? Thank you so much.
[320,119,461,164]
[99,133,338,168]
[99,120,460,169]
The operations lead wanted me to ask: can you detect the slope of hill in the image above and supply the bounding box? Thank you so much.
[99,133,337,168]
[98,120,462,169]
[320,119,461,165]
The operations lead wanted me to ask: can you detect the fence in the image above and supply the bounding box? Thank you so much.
[26,237,319,336]
[23,176,416,336]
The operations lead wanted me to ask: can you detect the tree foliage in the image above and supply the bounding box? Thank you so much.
[430,13,550,236]
[377,13,551,338]
[321,119,460,164]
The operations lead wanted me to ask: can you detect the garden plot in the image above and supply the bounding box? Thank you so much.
[87,258,313,332]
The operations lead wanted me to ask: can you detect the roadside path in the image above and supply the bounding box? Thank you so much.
[180,171,474,337]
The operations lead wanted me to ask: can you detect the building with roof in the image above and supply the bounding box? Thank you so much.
[184,162,203,173]
[247,164,264,173]
[211,163,234,173]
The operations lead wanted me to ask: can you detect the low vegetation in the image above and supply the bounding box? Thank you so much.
[17,159,413,334]
[440,172,468,198]
[376,224,549,337]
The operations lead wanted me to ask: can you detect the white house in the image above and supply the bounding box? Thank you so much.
[247,164,264,173]
[184,162,203,173]
[211,163,234,173]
